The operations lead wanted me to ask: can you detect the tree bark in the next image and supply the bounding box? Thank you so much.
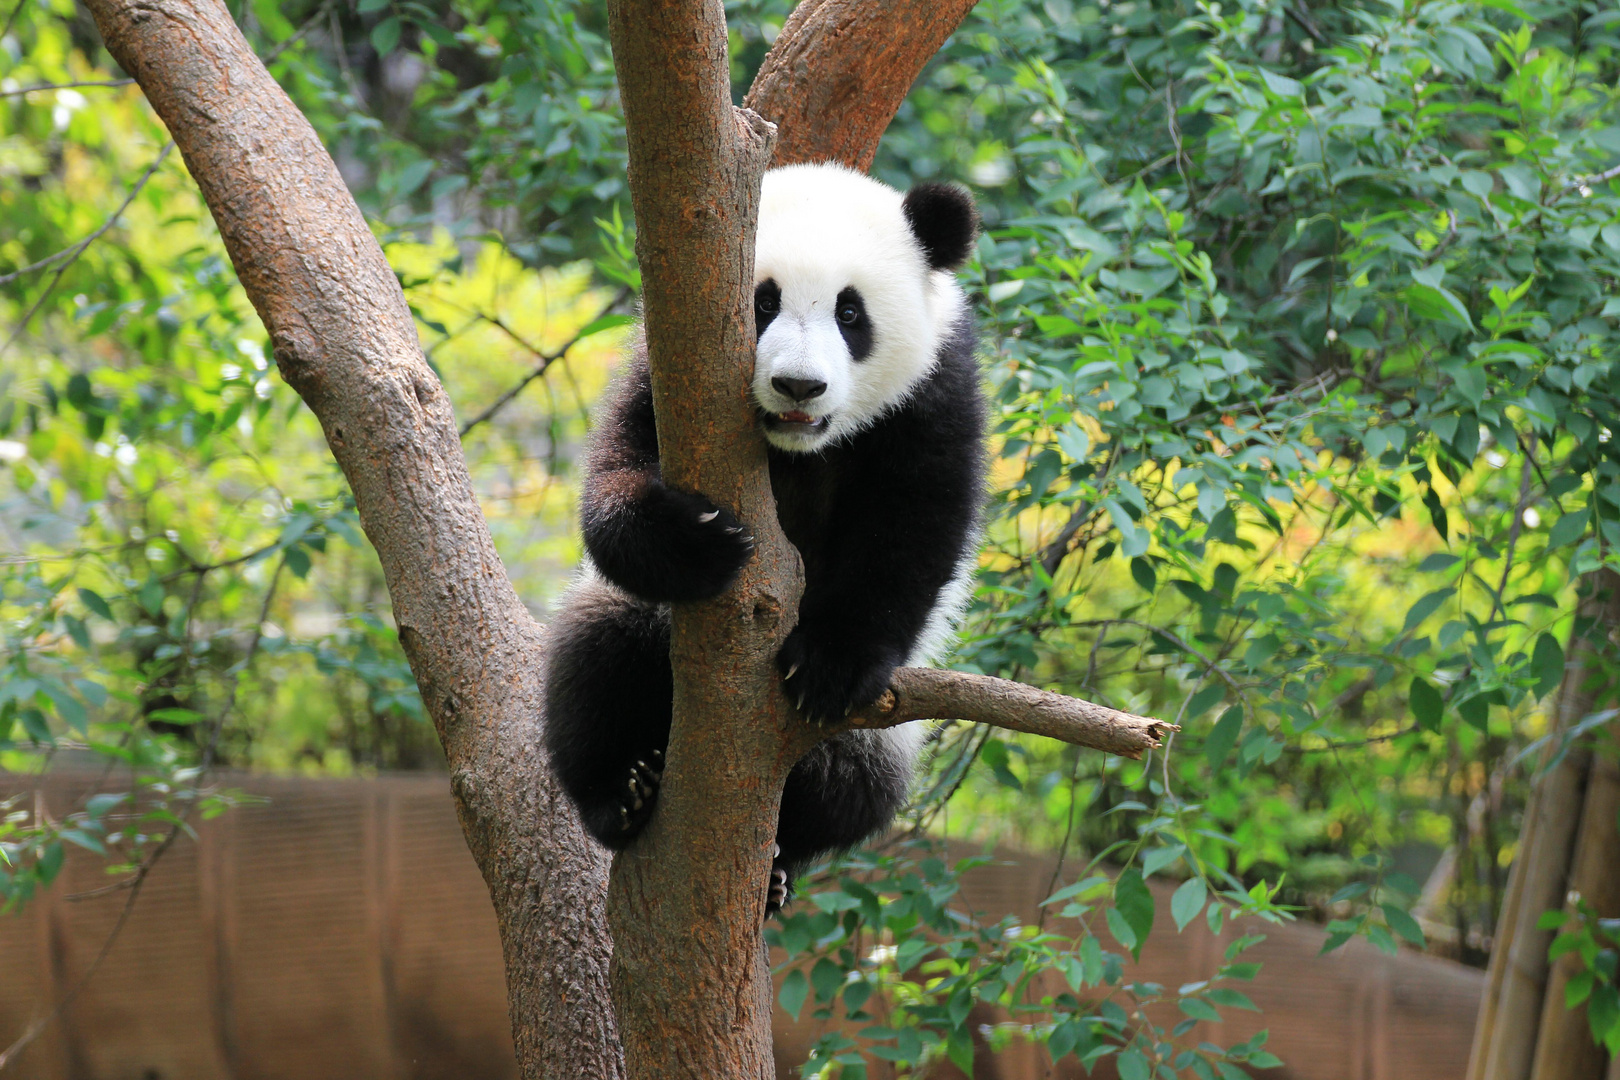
[77,3,624,1077]
[79,2,1169,1079]
[745,0,982,171]
[1531,751,1619,1079]
[600,1,788,1076]
[1468,570,1620,1080]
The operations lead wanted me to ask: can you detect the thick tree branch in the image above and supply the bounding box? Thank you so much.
[849,669,1176,760]
[78,3,621,1078]
[603,2,790,1078]
[744,0,980,171]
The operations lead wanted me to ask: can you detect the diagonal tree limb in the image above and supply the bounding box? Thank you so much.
[78,2,622,1077]
[745,0,982,171]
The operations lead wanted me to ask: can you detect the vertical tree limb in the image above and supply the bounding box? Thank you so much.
[77,2,622,1077]
[1468,570,1620,1080]
[601,1,791,1075]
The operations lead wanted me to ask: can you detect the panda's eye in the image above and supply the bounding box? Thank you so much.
[837,302,860,325]
[757,293,779,315]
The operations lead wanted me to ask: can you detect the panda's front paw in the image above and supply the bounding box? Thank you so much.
[766,843,792,917]
[615,750,665,841]
[638,484,755,602]
[776,627,898,725]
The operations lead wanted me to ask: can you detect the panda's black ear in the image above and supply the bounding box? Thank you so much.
[902,181,980,271]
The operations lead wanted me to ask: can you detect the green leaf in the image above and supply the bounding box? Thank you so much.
[1404,282,1474,331]
[1417,553,1460,573]
[1207,987,1259,1010]
[1130,556,1156,592]
[1532,632,1565,698]
[1172,877,1208,931]
[78,588,114,621]
[1258,68,1303,98]
[577,314,635,339]
[1410,677,1443,731]
[1179,996,1221,1022]
[1106,905,1138,954]
[1118,1048,1151,1080]
[1548,508,1589,548]
[810,957,843,1003]
[1143,844,1186,878]
[37,840,64,885]
[1403,588,1455,632]
[371,16,402,56]
[1184,683,1225,721]
[1205,706,1243,770]
[1080,933,1104,986]
[1382,904,1426,947]
[1114,868,1154,959]
[779,969,808,1019]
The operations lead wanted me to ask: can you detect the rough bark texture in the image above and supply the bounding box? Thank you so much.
[78,3,622,1078]
[744,0,982,171]
[1468,570,1620,1080]
[851,668,1176,758]
[600,2,787,1077]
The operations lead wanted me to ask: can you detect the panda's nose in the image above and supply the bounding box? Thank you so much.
[771,376,827,403]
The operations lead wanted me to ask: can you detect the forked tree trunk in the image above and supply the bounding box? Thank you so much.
[77,1,1177,1077]
[1468,570,1620,1080]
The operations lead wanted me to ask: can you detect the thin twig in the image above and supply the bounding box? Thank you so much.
[0,78,134,97]
[0,142,174,359]
[458,287,632,437]
[0,0,26,42]
[260,0,330,65]
[1284,3,1327,43]
[1566,162,1620,194]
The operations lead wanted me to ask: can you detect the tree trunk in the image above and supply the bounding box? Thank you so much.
[77,2,1178,1078]
[1468,570,1620,1080]
[1530,749,1618,1079]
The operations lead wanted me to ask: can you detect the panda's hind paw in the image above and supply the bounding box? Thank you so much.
[616,755,663,838]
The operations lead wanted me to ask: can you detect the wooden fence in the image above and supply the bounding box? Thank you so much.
[0,770,1483,1079]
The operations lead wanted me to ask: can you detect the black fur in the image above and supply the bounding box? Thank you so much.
[755,279,781,337]
[834,287,873,360]
[544,319,984,906]
[902,182,980,271]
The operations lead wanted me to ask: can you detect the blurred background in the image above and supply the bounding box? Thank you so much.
[3,0,1619,1076]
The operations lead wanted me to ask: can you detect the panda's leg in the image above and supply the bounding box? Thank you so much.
[542,578,673,850]
[771,726,923,909]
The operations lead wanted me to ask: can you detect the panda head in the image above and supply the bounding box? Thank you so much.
[752,164,978,454]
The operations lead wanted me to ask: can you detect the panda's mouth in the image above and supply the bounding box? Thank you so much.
[762,410,831,435]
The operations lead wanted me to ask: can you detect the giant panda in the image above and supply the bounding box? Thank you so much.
[542,162,986,911]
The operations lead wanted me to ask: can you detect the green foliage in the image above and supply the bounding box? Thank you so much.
[769,840,1286,1079]
[1541,899,1620,1055]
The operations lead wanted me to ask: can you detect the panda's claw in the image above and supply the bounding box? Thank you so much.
[698,510,720,523]
[614,756,664,838]
[785,661,800,681]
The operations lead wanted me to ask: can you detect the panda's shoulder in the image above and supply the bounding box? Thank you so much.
[902,319,984,424]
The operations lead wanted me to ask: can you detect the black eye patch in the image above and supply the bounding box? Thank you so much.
[754,279,781,338]
[834,287,872,361]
